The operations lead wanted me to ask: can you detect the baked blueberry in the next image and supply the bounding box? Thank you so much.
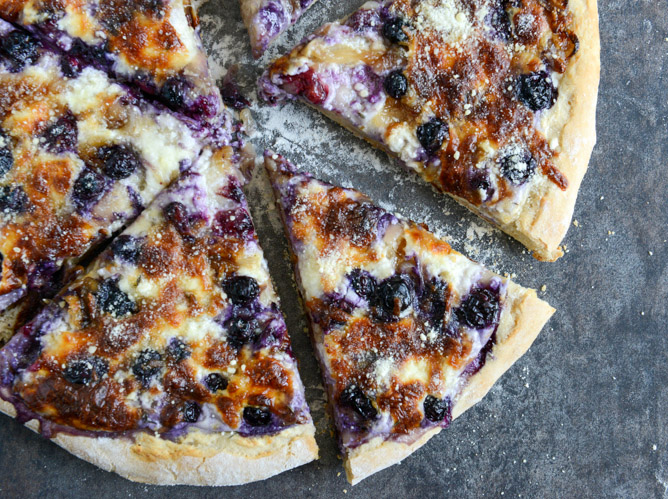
[281,68,328,105]
[340,385,378,420]
[423,395,451,423]
[349,269,377,302]
[0,31,40,72]
[243,406,272,427]
[383,17,408,43]
[205,373,228,393]
[417,119,448,153]
[455,287,499,329]
[226,317,257,349]
[183,402,201,423]
[160,76,189,110]
[63,359,94,385]
[110,235,142,263]
[96,279,136,317]
[163,201,192,235]
[223,275,260,305]
[384,70,408,99]
[166,338,190,361]
[498,149,537,185]
[72,168,106,208]
[378,275,413,316]
[99,144,142,179]
[0,135,13,178]
[42,113,78,154]
[0,185,28,215]
[516,71,557,112]
[132,349,162,385]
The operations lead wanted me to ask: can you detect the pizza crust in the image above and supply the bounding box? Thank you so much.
[0,399,318,486]
[343,283,555,485]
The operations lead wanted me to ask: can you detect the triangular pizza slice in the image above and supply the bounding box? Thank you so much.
[260,0,600,261]
[265,150,553,484]
[0,148,317,485]
[0,19,213,340]
[240,0,319,58]
[0,0,224,122]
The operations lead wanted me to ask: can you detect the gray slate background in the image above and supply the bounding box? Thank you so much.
[1,0,667,497]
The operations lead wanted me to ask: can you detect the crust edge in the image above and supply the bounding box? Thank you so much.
[0,399,318,486]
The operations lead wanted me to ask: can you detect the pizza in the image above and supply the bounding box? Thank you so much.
[265,150,554,484]
[0,148,318,485]
[259,0,600,261]
[0,19,213,342]
[0,0,226,123]
[240,0,319,58]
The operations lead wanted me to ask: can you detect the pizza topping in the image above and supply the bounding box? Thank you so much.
[110,235,143,264]
[243,406,272,427]
[377,275,414,319]
[163,201,194,236]
[96,279,137,318]
[423,394,451,423]
[166,338,190,362]
[383,70,409,99]
[132,349,163,387]
[383,17,409,44]
[516,71,558,112]
[99,144,143,180]
[340,385,378,421]
[159,75,191,111]
[63,357,108,386]
[225,317,259,349]
[0,135,13,178]
[454,286,500,330]
[72,168,108,210]
[0,186,28,215]
[0,30,40,72]
[223,275,260,305]
[498,148,537,185]
[205,373,229,393]
[183,401,202,423]
[416,118,449,154]
[349,269,377,303]
[280,68,329,106]
[41,112,78,154]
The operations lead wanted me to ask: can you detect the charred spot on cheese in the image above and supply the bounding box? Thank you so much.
[324,197,383,248]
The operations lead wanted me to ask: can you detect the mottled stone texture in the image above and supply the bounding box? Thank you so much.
[0,1,666,497]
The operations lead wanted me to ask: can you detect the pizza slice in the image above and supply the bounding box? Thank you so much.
[240,0,319,58]
[0,20,209,340]
[260,0,600,261]
[0,148,317,485]
[0,0,224,121]
[265,150,554,484]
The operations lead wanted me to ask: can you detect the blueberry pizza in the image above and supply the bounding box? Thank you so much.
[0,149,317,485]
[265,151,554,483]
[260,0,600,260]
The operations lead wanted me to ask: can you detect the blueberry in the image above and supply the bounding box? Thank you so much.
[163,201,192,235]
[183,402,201,423]
[383,70,408,99]
[41,112,78,154]
[243,406,272,427]
[424,279,449,327]
[62,359,94,385]
[223,275,260,305]
[455,288,499,329]
[160,76,189,110]
[204,373,228,393]
[166,338,190,361]
[110,235,142,263]
[340,385,378,420]
[132,349,162,385]
[348,269,377,302]
[378,275,413,316]
[498,150,537,185]
[281,68,328,105]
[417,119,448,153]
[72,168,106,207]
[516,71,557,112]
[96,279,136,317]
[0,31,40,71]
[423,395,451,423]
[0,186,28,215]
[99,144,142,179]
[382,17,408,43]
[214,209,254,239]
[0,135,13,178]
[469,170,494,202]
[226,317,257,349]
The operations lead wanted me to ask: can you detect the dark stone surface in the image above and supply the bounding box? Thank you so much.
[0,1,666,497]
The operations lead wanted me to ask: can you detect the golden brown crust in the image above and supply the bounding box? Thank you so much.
[0,398,318,486]
[342,282,554,485]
